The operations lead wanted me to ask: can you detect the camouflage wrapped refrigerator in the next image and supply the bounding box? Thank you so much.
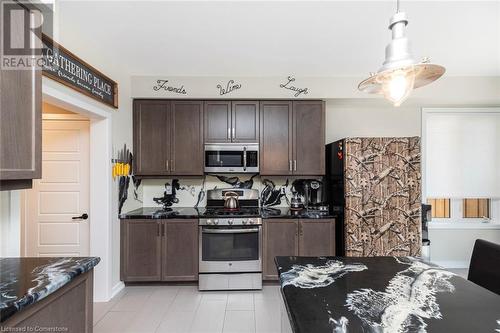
[325,137,422,257]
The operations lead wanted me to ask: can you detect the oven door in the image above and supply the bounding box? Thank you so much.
[199,226,262,273]
[204,144,259,173]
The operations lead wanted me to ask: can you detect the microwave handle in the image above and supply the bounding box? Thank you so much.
[243,147,247,171]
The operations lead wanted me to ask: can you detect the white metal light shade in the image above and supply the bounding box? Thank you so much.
[358,11,445,106]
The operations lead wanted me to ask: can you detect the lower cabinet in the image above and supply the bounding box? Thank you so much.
[263,218,335,280]
[121,219,198,282]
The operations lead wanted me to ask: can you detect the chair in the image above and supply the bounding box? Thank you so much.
[468,239,500,296]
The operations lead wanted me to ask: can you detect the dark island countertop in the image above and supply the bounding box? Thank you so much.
[0,257,100,322]
[276,256,500,333]
[120,207,336,220]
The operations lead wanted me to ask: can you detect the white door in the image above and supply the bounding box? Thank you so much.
[24,119,90,257]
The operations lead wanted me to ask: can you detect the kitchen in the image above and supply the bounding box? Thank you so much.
[1,1,500,333]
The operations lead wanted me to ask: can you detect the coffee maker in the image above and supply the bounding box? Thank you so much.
[292,179,328,211]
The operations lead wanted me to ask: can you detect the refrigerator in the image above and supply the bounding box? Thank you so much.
[325,137,422,257]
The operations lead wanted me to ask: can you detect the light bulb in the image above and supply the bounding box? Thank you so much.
[381,67,416,106]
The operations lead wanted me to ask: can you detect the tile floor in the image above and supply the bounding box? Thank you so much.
[93,285,283,333]
[94,268,470,333]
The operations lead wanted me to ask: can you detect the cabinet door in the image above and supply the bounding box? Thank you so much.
[0,2,41,185]
[299,219,335,257]
[121,220,162,281]
[260,101,293,175]
[162,219,198,281]
[293,101,325,175]
[263,219,298,280]
[232,101,259,143]
[171,101,204,175]
[204,101,231,143]
[133,100,171,175]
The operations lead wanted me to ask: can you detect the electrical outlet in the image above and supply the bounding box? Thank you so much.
[166,185,172,195]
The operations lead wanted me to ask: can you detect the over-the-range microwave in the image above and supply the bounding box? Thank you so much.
[204,143,259,173]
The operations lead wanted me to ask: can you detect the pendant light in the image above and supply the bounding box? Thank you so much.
[358,0,445,106]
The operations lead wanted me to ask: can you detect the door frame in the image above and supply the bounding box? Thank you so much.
[20,77,115,302]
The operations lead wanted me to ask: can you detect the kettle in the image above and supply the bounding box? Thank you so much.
[223,191,239,210]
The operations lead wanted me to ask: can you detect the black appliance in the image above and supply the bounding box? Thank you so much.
[324,140,346,255]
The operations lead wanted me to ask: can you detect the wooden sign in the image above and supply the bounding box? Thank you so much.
[42,34,118,108]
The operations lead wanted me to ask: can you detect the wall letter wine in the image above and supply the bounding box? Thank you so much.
[217,79,242,96]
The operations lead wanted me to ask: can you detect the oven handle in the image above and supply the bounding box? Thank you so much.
[201,227,260,234]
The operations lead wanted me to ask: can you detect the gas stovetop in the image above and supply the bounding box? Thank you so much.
[201,207,260,218]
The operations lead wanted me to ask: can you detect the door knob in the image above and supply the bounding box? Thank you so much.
[72,213,89,220]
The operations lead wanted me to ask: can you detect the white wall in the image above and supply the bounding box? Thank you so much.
[0,191,21,257]
[429,228,500,268]
[325,100,421,143]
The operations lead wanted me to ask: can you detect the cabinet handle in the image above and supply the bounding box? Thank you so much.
[162,223,165,237]
[166,160,169,171]
[232,128,235,140]
[157,223,160,237]
[289,160,292,171]
[228,128,231,139]
[294,160,297,171]
[171,159,174,172]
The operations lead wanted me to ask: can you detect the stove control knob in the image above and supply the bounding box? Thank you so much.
[242,220,247,225]
[213,219,219,225]
[228,220,233,225]
[206,219,213,225]
[248,219,254,224]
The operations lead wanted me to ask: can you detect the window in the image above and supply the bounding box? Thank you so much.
[423,108,500,225]
[427,198,450,218]
[463,199,490,218]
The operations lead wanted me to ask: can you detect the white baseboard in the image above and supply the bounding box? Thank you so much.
[432,260,469,269]
[110,281,125,299]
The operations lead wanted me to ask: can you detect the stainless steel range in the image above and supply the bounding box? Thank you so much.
[198,188,262,291]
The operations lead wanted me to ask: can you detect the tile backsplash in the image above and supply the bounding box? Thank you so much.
[133,174,304,208]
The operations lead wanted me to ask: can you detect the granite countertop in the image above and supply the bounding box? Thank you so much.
[120,207,336,220]
[119,207,203,219]
[0,257,100,322]
[276,256,500,333]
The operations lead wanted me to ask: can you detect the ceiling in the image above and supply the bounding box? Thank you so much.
[57,1,500,77]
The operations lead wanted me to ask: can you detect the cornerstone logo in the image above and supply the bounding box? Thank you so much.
[1,0,53,69]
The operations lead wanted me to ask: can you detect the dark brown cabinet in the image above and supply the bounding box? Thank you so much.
[121,219,198,282]
[298,219,335,256]
[133,100,203,176]
[259,101,293,175]
[0,2,42,190]
[170,101,204,175]
[204,101,259,143]
[262,219,298,280]
[260,101,325,176]
[263,218,335,280]
[121,220,162,281]
[133,100,171,175]
[293,101,325,175]
[162,219,199,281]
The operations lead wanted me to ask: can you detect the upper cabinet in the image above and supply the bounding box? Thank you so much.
[170,101,204,175]
[133,99,324,178]
[133,100,204,176]
[260,101,325,176]
[204,101,259,143]
[259,101,293,175]
[0,2,42,190]
[293,101,325,176]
